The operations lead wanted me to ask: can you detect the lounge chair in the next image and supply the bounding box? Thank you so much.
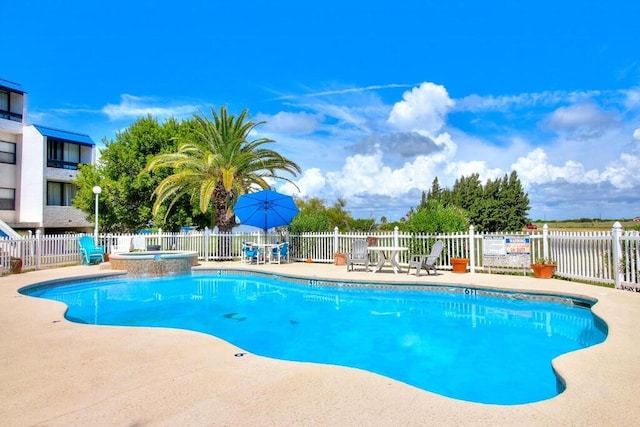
[79,235,105,265]
[347,239,370,271]
[407,240,444,276]
[270,242,289,264]
[241,242,260,264]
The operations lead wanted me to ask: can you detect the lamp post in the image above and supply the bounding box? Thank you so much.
[92,186,102,244]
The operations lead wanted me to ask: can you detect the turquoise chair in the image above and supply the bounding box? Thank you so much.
[270,242,289,264]
[241,242,260,264]
[79,235,105,265]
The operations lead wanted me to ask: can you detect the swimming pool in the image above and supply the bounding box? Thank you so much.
[21,270,607,405]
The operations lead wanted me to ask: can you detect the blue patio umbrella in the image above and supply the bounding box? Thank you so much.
[233,189,299,231]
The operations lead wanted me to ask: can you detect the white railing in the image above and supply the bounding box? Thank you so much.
[1,223,638,291]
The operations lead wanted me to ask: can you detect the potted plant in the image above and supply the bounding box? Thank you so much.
[531,258,556,279]
[451,257,469,273]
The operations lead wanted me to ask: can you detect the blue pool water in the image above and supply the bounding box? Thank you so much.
[22,273,607,405]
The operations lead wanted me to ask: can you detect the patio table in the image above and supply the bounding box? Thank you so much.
[254,243,279,264]
[368,246,408,274]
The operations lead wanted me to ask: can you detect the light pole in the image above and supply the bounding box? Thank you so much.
[92,186,102,244]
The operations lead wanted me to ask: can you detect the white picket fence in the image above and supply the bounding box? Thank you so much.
[1,223,638,291]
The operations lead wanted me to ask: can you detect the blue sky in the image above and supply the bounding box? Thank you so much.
[4,0,640,222]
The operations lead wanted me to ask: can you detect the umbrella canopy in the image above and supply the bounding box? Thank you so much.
[233,189,299,231]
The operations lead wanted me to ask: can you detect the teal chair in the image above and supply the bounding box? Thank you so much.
[270,242,289,264]
[79,235,105,265]
[241,242,260,264]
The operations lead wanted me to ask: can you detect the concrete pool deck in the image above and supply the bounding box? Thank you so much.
[1,261,639,426]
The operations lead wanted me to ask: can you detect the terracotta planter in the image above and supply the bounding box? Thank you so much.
[366,236,378,246]
[334,252,347,266]
[531,263,556,279]
[451,257,469,274]
[306,258,312,263]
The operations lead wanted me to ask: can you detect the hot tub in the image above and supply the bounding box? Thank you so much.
[108,251,199,277]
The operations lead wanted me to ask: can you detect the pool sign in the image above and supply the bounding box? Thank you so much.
[483,235,506,256]
[483,235,530,269]
[506,236,530,255]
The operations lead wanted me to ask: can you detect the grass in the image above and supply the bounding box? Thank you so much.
[530,219,640,231]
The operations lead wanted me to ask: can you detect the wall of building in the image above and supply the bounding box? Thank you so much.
[18,126,45,225]
[0,130,19,224]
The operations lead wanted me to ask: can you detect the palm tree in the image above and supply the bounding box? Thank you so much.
[143,106,301,232]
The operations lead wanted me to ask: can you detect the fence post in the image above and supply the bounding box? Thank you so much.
[36,228,42,270]
[542,224,549,261]
[469,225,476,273]
[333,227,339,254]
[612,221,623,289]
[203,227,210,261]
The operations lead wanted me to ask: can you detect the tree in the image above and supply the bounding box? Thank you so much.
[424,177,444,205]
[401,200,470,235]
[143,106,301,231]
[289,197,355,232]
[73,115,203,232]
[423,172,530,232]
[501,171,530,231]
[450,173,483,213]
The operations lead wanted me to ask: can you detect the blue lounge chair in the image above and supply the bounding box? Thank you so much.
[241,242,260,264]
[79,235,105,265]
[270,242,289,264]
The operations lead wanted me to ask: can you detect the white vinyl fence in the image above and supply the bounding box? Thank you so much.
[1,223,638,291]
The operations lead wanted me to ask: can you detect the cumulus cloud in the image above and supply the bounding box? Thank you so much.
[102,94,198,121]
[540,103,617,138]
[279,168,326,198]
[387,82,454,136]
[512,147,640,191]
[348,132,441,158]
[633,128,640,140]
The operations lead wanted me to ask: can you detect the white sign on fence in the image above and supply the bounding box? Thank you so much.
[483,235,530,269]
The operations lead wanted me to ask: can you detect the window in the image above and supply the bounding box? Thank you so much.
[0,90,8,112]
[0,140,16,164]
[0,89,21,122]
[0,187,15,210]
[47,138,81,169]
[47,182,77,206]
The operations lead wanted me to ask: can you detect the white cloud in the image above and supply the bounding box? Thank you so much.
[512,147,640,191]
[387,82,454,136]
[279,168,326,198]
[455,89,603,112]
[633,128,640,140]
[274,83,416,100]
[258,111,323,135]
[102,94,198,121]
[622,88,640,110]
[542,103,616,134]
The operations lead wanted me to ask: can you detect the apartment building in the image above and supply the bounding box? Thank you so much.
[0,79,95,235]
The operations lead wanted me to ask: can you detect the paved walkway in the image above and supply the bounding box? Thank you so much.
[1,262,639,426]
